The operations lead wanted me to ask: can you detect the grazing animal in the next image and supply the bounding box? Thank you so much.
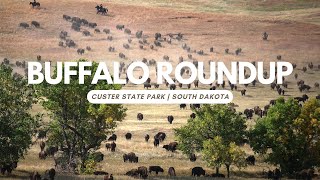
[80,19,88,26]
[163,55,169,61]
[137,113,143,120]
[192,167,205,177]
[58,41,64,47]
[65,39,76,47]
[235,48,242,55]
[145,134,150,142]
[241,89,246,96]
[119,53,125,59]
[63,15,71,21]
[154,41,161,47]
[136,31,143,38]
[103,28,110,34]
[71,23,80,31]
[123,43,130,49]
[190,113,196,119]
[189,153,196,162]
[190,104,201,109]
[137,166,148,178]
[167,115,174,124]
[163,142,178,152]
[77,48,85,55]
[149,166,164,175]
[94,29,100,33]
[123,152,138,163]
[108,134,117,141]
[116,24,125,30]
[154,132,166,142]
[153,138,160,147]
[124,28,131,35]
[168,167,176,176]
[88,22,97,28]
[169,84,176,90]
[31,21,40,28]
[180,104,186,109]
[246,155,255,165]
[125,133,132,140]
[244,109,254,119]
[194,80,199,88]
[155,33,161,40]
[126,169,140,178]
[105,143,112,151]
[108,46,115,52]
[19,22,29,28]
[82,30,90,36]
[110,142,116,152]
[40,141,45,151]
[299,84,311,92]
[262,32,268,40]
[59,31,68,39]
[144,83,151,89]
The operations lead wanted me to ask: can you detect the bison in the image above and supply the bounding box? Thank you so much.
[163,142,178,152]
[108,134,117,141]
[167,115,174,124]
[125,133,132,140]
[149,166,164,175]
[168,167,176,176]
[137,113,143,121]
[192,167,205,177]
[123,152,138,163]
[246,155,255,165]
[189,153,196,162]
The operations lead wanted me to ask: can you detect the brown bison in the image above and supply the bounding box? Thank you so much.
[149,166,164,175]
[168,167,176,176]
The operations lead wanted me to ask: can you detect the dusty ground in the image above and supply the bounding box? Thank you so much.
[0,0,320,179]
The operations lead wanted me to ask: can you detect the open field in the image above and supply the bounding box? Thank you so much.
[0,0,320,179]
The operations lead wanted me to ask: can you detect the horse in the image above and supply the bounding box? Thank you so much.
[30,2,40,8]
[95,5,108,15]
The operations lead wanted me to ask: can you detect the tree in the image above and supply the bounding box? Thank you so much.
[249,98,320,175]
[175,104,247,177]
[36,59,126,172]
[202,136,247,178]
[0,63,40,166]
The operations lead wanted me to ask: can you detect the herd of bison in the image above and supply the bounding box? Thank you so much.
[1,1,320,180]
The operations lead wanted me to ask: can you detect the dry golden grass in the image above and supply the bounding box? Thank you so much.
[0,0,319,179]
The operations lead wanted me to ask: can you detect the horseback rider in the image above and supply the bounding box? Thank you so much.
[99,4,103,10]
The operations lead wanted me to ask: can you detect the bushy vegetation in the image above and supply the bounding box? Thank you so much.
[36,59,127,171]
[0,63,41,164]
